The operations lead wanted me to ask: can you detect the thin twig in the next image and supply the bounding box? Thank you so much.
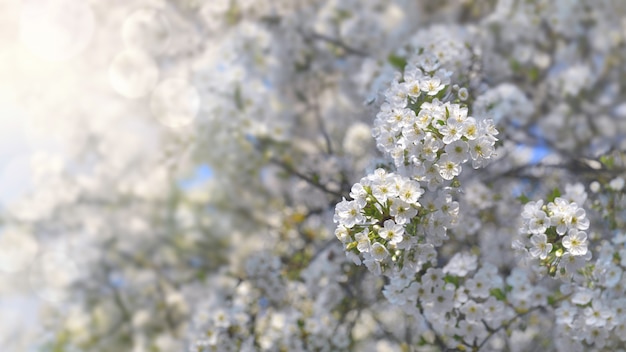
[313,96,333,155]
[269,157,348,199]
[297,28,369,57]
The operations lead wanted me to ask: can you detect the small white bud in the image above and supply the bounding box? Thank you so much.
[458,87,469,101]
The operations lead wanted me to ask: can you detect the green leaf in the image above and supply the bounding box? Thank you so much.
[509,59,521,73]
[388,54,407,70]
[234,85,244,110]
[545,226,558,241]
[546,188,561,203]
[517,193,530,204]
[528,67,540,82]
[600,155,615,169]
[490,288,507,301]
[197,269,207,281]
[444,274,459,287]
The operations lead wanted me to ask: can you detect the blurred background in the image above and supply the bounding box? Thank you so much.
[2,0,626,351]
[0,0,208,349]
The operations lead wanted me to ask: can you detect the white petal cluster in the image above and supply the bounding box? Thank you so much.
[517,187,592,277]
[335,60,499,278]
[334,169,427,275]
[372,61,498,189]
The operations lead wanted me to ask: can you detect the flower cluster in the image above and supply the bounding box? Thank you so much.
[244,252,286,305]
[517,194,592,277]
[188,246,360,352]
[334,168,429,275]
[372,57,498,189]
[550,234,626,350]
[335,59,499,278]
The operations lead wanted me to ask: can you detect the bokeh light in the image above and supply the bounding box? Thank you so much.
[122,8,171,55]
[109,49,159,99]
[150,78,200,128]
[19,0,95,61]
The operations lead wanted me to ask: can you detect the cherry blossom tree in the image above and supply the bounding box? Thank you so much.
[2,0,626,351]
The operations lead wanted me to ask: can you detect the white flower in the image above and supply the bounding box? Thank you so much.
[404,79,422,98]
[529,233,552,260]
[417,52,440,71]
[528,210,550,235]
[437,155,461,180]
[349,183,368,207]
[458,87,469,101]
[422,267,445,289]
[397,179,424,204]
[404,64,424,82]
[415,108,435,129]
[386,108,415,129]
[562,229,588,256]
[548,198,571,235]
[564,183,587,205]
[334,226,350,244]
[439,118,463,144]
[482,297,505,326]
[444,140,469,163]
[571,288,596,306]
[460,300,482,322]
[430,284,455,312]
[363,257,382,275]
[602,265,623,288]
[557,252,587,277]
[420,133,443,161]
[589,181,601,193]
[570,206,589,231]
[390,200,418,225]
[370,242,389,261]
[448,104,468,124]
[522,200,544,219]
[333,199,364,228]
[468,137,495,167]
[584,327,609,348]
[443,252,477,277]
[462,117,478,140]
[457,320,487,345]
[371,178,398,203]
[355,231,371,253]
[555,301,576,326]
[378,219,404,245]
[584,300,612,328]
[465,273,491,299]
[609,177,625,191]
[420,76,445,96]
